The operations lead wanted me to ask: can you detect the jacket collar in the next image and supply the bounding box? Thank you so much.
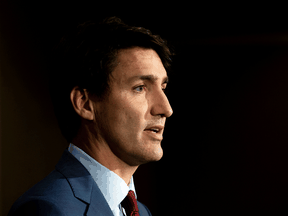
[55,149,114,216]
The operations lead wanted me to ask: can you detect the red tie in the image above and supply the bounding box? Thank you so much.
[121,190,140,216]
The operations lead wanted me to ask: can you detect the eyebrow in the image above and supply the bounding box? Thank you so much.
[129,75,169,84]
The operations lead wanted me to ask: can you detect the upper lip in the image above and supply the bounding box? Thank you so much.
[144,125,164,132]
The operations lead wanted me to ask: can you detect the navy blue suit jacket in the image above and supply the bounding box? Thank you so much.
[8,149,152,216]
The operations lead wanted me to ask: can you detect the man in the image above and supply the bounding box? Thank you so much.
[8,16,173,216]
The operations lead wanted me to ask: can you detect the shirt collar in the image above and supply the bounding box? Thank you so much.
[68,143,136,212]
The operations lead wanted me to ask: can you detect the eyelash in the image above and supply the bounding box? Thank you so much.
[133,85,167,93]
[134,85,146,93]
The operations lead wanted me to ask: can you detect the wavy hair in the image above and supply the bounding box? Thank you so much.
[50,16,173,142]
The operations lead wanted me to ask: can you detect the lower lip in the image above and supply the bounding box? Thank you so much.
[143,130,163,141]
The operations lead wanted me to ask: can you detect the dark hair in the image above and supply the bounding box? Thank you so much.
[50,16,173,143]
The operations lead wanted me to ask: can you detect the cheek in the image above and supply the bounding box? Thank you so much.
[106,94,148,136]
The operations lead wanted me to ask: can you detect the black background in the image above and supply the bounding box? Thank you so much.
[2,1,288,215]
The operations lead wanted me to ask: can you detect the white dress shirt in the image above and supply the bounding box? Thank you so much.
[68,143,136,216]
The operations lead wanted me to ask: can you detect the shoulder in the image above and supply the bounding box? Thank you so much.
[18,169,74,200]
[137,201,152,216]
[8,169,86,216]
[8,198,66,216]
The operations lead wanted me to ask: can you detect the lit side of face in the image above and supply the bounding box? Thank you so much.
[92,47,173,166]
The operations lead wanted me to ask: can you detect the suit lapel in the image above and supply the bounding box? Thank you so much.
[86,183,115,216]
[55,149,114,216]
[138,201,151,216]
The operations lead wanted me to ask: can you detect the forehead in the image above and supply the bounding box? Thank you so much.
[111,47,167,82]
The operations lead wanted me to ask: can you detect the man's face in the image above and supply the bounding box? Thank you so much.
[92,47,173,166]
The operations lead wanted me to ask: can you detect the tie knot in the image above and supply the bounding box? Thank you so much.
[121,190,139,216]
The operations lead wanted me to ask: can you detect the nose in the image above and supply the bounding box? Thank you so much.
[151,89,173,118]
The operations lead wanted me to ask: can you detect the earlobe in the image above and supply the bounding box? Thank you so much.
[70,87,94,121]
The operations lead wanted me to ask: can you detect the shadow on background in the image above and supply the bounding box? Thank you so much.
[1,1,288,215]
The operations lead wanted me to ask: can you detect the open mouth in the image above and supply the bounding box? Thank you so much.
[147,128,160,133]
[143,125,164,141]
[144,125,164,134]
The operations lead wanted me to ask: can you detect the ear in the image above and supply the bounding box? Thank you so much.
[70,87,94,121]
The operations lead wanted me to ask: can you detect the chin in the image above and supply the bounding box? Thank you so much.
[138,142,164,164]
[117,137,164,166]
[152,145,164,161]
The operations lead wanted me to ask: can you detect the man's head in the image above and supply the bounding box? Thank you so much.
[50,17,173,165]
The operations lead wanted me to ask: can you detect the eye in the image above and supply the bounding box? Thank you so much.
[162,84,168,93]
[134,85,146,92]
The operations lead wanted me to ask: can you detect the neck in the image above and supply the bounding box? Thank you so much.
[72,127,138,185]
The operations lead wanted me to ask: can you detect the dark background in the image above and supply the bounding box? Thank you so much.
[2,1,288,215]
